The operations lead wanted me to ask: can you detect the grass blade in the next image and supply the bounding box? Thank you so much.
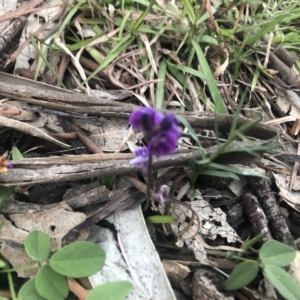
[156,59,167,109]
[191,40,227,113]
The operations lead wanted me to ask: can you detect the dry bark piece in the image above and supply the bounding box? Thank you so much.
[222,202,245,230]
[241,191,272,243]
[0,72,279,140]
[192,268,233,300]
[162,260,192,298]
[0,199,57,214]
[58,116,87,154]
[268,53,300,86]
[246,177,296,248]
[0,131,278,187]
[29,182,69,204]
[62,181,110,209]
[0,71,136,107]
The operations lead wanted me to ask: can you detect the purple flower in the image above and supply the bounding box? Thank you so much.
[7,162,14,169]
[148,131,179,156]
[129,107,180,173]
[130,147,150,175]
[129,107,164,130]
[129,107,164,141]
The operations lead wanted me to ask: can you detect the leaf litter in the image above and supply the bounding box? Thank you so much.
[0,0,300,299]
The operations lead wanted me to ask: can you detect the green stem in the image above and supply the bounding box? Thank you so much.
[0,263,39,273]
[230,255,256,263]
[7,271,17,300]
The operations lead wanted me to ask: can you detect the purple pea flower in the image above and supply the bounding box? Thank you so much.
[148,130,179,156]
[130,146,150,175]
[129,107,164,129]
[129,107,180,173]
[7,162,14,169]
[129,107,180,144]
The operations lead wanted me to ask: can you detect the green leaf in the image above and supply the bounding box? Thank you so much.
[18,277,48,300]
[191,40,227,113]
[0,297,9,300]
[101,175,115,190]
[146,215,176,224]
[244,14,287,46]
[35,265,68,300]
[207,163,267,178]
[259,240,296,267]
[30,36,66,89]
[86,34,135,82]
[241,232,266,251]
[0,186,15,204]
[177,116,202,149]
[0,259,6,268]
[166,61,213,81]
[156,59,167,109]
[11,146,23,160]
[24,230,51,261]
[225,261,259,290]
[50,241,105,278]
[182,0,196,24]
[263,265,300,300]
[130,0,156,34]
[198,169,240,180]
[86,281,133,300]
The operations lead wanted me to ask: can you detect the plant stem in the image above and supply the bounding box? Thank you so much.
[0,263,39,273]
[143,155,153,211]
[7,271,17,300]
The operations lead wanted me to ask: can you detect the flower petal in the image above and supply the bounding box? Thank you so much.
[129,107,164,131]
[130,155,149,167]
[148,131,178,156]
[134,146,149,157]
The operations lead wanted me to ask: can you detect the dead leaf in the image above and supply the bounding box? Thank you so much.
[273,172,300,211]
[0,116,70,148]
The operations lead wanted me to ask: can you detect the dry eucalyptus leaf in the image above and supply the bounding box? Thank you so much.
[8,201,86,251]
[228,177,247,196]
[0,215,36,277]
[286,176,300,191]
[0,116,69,148]
[275,88,300,119]
[159,185,240,262]
[0,101,36,121]
[273,172,300,211]
[89,206,176,299]
[74,118,137,152]
[0,214,28,245]
[186,188,240,242]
